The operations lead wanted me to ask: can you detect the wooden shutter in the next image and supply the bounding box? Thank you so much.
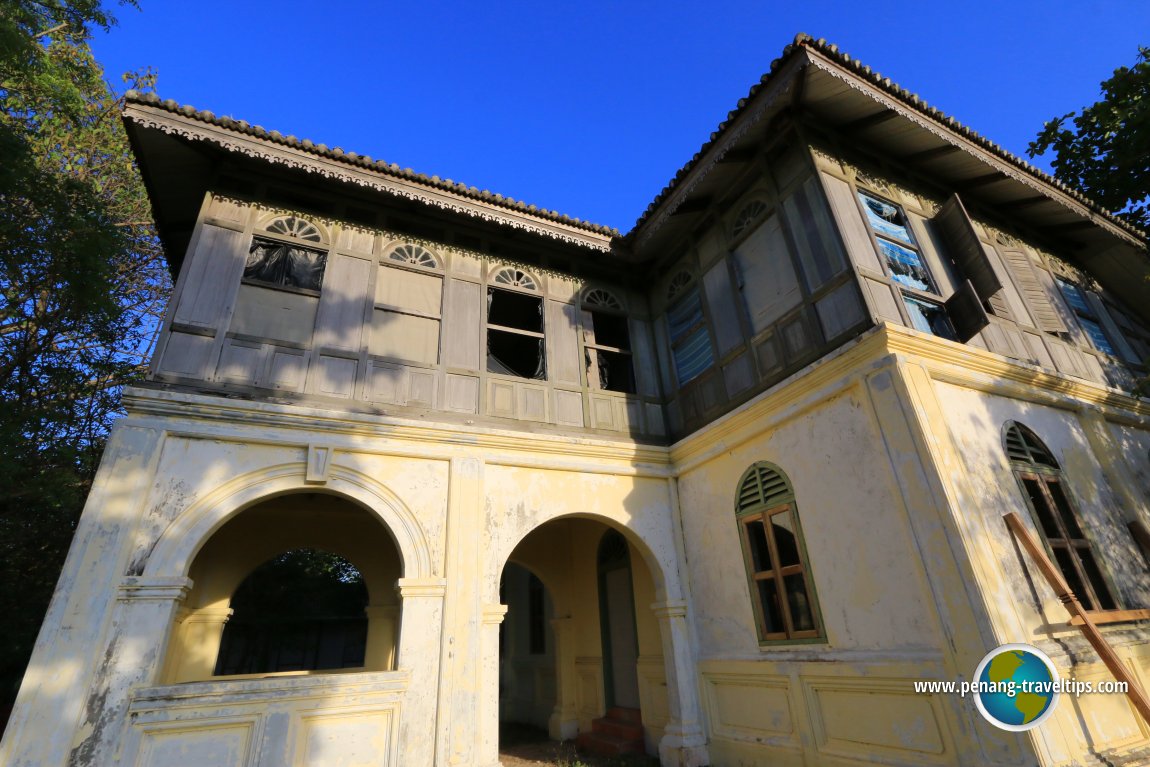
[1000,249,1067,333]
[934,195,1003,306]
[944,280,990,342]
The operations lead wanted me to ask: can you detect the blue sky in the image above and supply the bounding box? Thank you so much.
[91,1,1148,233]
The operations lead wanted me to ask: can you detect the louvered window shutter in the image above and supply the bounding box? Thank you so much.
[1000,249,1067,333]
[934,195,1005,313]
[944,279,990,342]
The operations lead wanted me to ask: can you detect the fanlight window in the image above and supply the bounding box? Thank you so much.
[387,243,439,269]
[583,288,623,310]
[732,200,769,239]
[1003,422,1116,612]
[666,271,693,302]
[492,267,539,291]
[265,215,324,243]
[735,463,820,642]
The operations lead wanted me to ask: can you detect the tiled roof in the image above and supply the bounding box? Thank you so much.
[629,33,1147,242]
[123,90,621,238]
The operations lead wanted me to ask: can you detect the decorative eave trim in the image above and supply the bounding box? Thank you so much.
[634,53,804,249]
[124,104,616,253]
[804,52,1144,249]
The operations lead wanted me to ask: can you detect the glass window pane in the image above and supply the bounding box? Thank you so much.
[1078,552,1116,611]
[1053,547,1094,610]
[878,239,937,292]
[858,192,914,244]
[770,510,801,568]
[903,294,957,340]
[757,579,785,635]
[1056,278,1091,313]
[783,573,815,632]
[744,519,772,573]
[1078,317,1116,355]
[1045,480,1084,539]
[1023,477,1062,539]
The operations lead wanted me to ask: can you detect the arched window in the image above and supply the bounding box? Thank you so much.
[215,548,369,675]
[245,215,328,293]
[1004,422,1116,611]
[581,287,634,393]
[487,266,545,379]
[735,463,820,641]
[731,199,769,240]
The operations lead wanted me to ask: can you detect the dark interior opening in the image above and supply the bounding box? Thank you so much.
[488,330,545,379]
[589,349,636,393]
[489,288,543,332]
[590,311,630,350]
[215,548,368,675]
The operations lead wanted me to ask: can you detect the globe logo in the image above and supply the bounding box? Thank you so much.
[973,643,1060,731]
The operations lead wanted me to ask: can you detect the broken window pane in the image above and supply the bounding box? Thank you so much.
[588,349,636,393]
[858,191,914,244]
[903,295,957,340]
[488,287,542,332]
[783,574,815,632]
[878,239,936,292]
[591,311,631,350]
[487,330,545,379]
[757,579,784,635]
[771,511,801,569]
[744,519,771,572]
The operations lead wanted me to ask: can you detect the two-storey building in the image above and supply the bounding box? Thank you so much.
[5,34,1150,767]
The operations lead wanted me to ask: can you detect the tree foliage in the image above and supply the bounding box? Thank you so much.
[1028,47,1150,231]
[0,1,169,716]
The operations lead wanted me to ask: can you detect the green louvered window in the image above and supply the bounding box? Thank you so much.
[1004,422,1116,612]
[735,463,821,642]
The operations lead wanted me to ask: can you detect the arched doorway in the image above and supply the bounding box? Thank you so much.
[497,517,665,760]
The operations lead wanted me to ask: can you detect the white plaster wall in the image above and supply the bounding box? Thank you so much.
[677,386,939,657]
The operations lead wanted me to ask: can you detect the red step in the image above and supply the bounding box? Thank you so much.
[576,707,645,758]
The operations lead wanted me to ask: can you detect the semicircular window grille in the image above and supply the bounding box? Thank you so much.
[583,288,622,310]
[666,271,693,302]
[732,200,769,239]
[387,243,439,269]
[265,215,323,242]
[492,267,539,291]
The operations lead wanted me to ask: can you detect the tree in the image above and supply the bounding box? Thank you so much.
[1027,47,1150,231]
[0,1,169,722]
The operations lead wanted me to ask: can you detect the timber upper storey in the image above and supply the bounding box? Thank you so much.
[124,34,1150,442]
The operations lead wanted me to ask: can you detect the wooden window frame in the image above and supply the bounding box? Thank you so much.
[581,289,635,393]
[1055,276,1120,357]
[1005,423,1118,612]
[485,266,547,380]
[854,189,957,340]
[735,464,823,644]
[243,234,328,297]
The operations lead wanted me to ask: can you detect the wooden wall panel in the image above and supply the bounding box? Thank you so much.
[443,280,482,370]
[173,225,247,330]
[703,260,743,357]
[545,300,581,386]
[444,374,479,413]
[314,254,370,352]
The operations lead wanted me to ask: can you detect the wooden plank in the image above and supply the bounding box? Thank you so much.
[173,225,247,329]
[1068,610,1150,627]
[703,259,744,357]
[1000,249,1067,334]
[442,279,482,370]
[313,253,370,352]
[545,300,581,386]
[1004,512,1150,727]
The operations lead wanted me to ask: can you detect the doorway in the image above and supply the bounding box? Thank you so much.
[597,529,640,710]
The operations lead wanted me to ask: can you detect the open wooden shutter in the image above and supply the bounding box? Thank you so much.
[1000,249,1067,333]
[1086,292,1140,362]
[945,279,990,341]
[934,195,1004,311]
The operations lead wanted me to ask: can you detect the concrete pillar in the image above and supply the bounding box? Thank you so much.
[68,576,192,766]
[652,600,709,767]
[165,604,232,681]
[478,603,508,767]
[396,577,448,767]
[365,603,400,670]
[548,616,579,741]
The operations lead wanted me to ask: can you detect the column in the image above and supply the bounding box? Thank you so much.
[165,604,232,681]
[652,600,709,767]
[364,603,400,670]
[478,603,508,767]
[548,616,579,741]
[68,576,192,766]
[396,577,448,767]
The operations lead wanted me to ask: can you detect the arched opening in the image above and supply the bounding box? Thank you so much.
[497,517,665,762]
[215,549,368,675]
[162,492,403,683]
